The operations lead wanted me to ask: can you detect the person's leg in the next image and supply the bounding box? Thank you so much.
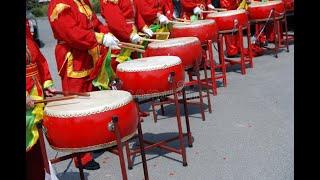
[26,140,45,180]
[225,34,239,57]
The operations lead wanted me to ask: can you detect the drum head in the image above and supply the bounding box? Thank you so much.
[147,37,200,49]
[117,56,182,72]
[173,19,216,28]
[207,9,246,18]
[249,0,283,8]
[44,90,133,117]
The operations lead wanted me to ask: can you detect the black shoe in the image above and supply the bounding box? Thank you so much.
[83,160,100,170]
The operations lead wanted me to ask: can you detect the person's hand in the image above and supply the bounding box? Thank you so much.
[26,95,34,109]
[44,87,56,97]
[130,33,142,44]
[193,7,202,15]
[158,14,169,25]
[207,4,215,10]
[143,28,154,38]
[103,33,120,49]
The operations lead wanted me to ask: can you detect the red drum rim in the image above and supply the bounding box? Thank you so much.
[49,132,136,153]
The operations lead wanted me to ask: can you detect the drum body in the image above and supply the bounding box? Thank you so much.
[170,20,218,43]
[247,1,285,21]
[206,10,248,32]
[43,90,138,152]
[116,56,185,98]
[145,37,202,69]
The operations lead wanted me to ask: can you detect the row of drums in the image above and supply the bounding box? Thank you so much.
[42,0,290,177]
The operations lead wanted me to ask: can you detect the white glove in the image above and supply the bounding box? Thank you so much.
[130,33,142,44]
[143,28,154,38]
[158,14,169,25]
[207,4,215,10]
[103,33,120,49]
[193,7,202,15]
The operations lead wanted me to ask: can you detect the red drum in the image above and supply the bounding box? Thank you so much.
[247,1,285,21]
[43,90,138,152]
[116,56,185,98]
[145,37,202,69]
[170,20,218,43]
[206,10,248,32]
[283,0,294,11]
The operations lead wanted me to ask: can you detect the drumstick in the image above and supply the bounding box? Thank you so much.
[140,38,165,42]
[213,8,227,11]
[173,17,191,22]
[54,91,90,97]
[202,10,218,13]
[119,44,146,53]
[153,32,170,35]
[34,95,78,104]
[119,42,145,49]
[139,32,170,36]
[168,20,191,25]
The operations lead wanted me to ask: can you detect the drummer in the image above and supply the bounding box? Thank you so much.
[180,0,215,20]
[134,0,173,27]
[219,0,264,57]
[100,0,154,70]
[253,0,287,48]
[47,0,120,170]
[26,20,56,180]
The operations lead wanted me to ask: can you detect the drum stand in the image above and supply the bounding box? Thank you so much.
[125,72,192,169]
[250,9,289,58]
[218,23,253,75]
[152,54,212,122]
[188,39,227,96]
[36,117,149,180]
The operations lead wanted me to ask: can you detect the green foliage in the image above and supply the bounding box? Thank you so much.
[31,4,49,17]
[90,0,101,13]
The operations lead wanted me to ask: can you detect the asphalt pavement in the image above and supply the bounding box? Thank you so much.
[37,17,294,180]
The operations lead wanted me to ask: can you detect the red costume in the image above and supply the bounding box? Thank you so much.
[180,0,212,19]
[134,0,173,26]
[26,21,53,180]
[48,0,109,167]
[100,0,148,42]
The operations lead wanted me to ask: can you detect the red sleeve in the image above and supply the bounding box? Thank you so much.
[92,13,109,33]
[220,0,236,10]
[84,0,109,33]
[28,38,52,84]
[100,1,134,42]
[49,7,99,50]
[206,0,212,6]
[134,0,159,26]
[135,8,147,31]
[164,0,174,20]
[181,0,199,11]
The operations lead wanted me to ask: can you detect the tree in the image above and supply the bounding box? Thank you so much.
[26,0,40,11]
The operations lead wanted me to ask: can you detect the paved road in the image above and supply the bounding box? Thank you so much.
[38,17,294,180]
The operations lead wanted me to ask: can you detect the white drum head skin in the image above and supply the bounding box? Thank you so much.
[44,90,133,118]
[173,19,215,28]
[148,37,200,49]
[117,56,182,72]
[207,9,246,18]
[249,0,282,7]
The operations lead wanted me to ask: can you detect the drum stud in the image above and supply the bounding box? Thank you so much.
[108,122,115,132]
[168,72,176,83]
